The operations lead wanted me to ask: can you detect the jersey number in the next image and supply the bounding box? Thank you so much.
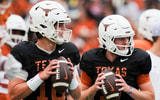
[37,82,65,100]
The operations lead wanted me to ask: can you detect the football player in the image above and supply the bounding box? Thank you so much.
[8,1,81,100]
[134,9,160,50]
[6,14,28,47]
[79,15,155,100]
[1,14,28,56]
[0,30,22,100]
[147,21,160,100]
[0,0,23,100]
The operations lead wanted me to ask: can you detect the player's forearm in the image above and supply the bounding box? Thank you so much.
[69,67,81,99]
[70,85,81,100]
[9,73,43,100]
[9,82,32,100]
[79,85,98,100]
[127,87,155,100]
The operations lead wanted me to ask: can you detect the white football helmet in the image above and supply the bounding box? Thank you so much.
[6,14,28,46]
[29,1,72,45]
[138,9,160,42]
[98,15,135,56]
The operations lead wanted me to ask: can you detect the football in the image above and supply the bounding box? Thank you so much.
[101,69,121,100]
[51,56,73,95]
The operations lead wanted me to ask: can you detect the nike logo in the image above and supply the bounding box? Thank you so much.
[120,58,128,62]
[63,67,68,80]
[58,48,65,53]
[107,80,114,92]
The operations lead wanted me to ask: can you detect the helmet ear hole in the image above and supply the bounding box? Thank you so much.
[36,32,43,38]
[102,38,106,42]
[102,44,106,48]
[54,22,58,27]
[40,24,47,28]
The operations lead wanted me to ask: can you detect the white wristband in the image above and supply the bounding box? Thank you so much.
[69,67,79,90]
[27,74,43,91]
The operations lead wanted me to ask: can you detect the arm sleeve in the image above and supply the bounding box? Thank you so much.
[80,71,92,86]
[137,74,150,85]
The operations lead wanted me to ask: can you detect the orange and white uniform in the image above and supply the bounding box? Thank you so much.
[0,56,10,100]
[0,1,12,99]
[0,38,11,100]
[0,71,10,100]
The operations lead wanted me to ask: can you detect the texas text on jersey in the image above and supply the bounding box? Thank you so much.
[11,41,80,100]
[80,48,151,100]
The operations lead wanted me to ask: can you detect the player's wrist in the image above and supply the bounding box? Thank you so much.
[38,71,45,80]
[126,85,133,95]
[27,73,43,91]
[69,68,79,90]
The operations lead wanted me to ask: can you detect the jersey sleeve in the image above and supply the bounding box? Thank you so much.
[136,52,151,85]
[80,50,96,82]
[139,52,151,74]
[11,45,25,65]
[80,52,91,74]
[80,71,92,86]
[137,74,150,85]
[10,42,29,70]
[133,48,152,74]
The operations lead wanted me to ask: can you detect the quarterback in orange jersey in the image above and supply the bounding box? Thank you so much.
[79,15,154,100]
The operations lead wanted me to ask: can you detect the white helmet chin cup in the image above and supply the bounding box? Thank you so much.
[98,15,135,56]
[29,1,72,45]
[138,9,160,42]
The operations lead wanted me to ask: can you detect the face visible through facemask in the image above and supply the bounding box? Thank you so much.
[54,21,72,43]
[114,37,129,50]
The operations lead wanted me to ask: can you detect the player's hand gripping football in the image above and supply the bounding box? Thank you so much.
[67,58,74,75]
[4,54,22,80]
[93,73,105,91]
[39,59,60,80]
[115,74,131,93]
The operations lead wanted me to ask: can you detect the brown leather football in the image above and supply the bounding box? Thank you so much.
[101,69,121,100]
[51,56,73,95]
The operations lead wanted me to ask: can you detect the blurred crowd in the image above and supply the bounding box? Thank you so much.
[1,0,160,56]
